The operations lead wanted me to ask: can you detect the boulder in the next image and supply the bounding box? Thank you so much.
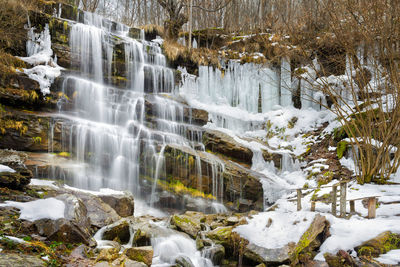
[0,169,32,190]
[203,244,225,265]
[102,219,131,244]
[175,255,195,267]
[226,216,239,226]
[170,212,202,238]
[206,226,233,248]
[244,243,293,265]
[96,247,120,262]
[289,214,330,265]
[72,191,121,228]
[324,250,357,267]
[98,191,134,217]
[203,129,253,165]
[124,246,154,266]
[33,194,93,245]
[355,231,400,257]
[0,252,45,267]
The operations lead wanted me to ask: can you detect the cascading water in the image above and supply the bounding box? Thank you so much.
[50,10,225,215]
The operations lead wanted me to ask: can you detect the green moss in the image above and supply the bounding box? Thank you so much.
[63,21,68,32]
[383,233,400,252]
[337,141,348,159]
[358,246,374,256]
[57,152,71,158]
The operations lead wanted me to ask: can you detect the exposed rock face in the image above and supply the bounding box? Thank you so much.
[124,246,154,266]
[159,144,276,212]
[0,111,67,153]
[203,129,253,165]
[33,194,93,245]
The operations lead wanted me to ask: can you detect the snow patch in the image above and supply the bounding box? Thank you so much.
[0,164,15,173]
[0,198,65,221]
[234,210,315,249]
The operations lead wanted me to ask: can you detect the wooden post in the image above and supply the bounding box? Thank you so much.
[331,185,337,216]
[367,197,377,219]
[350,200,355,214]
[297,189,302,211]
[311,201,316,212]
[340,182,347,217]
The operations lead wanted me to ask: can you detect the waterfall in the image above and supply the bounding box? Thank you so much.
[50,10,223,213]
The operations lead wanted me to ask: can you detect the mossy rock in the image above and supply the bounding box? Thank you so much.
[96,247,120,262]
[206,226,233,248]
[124,246,153,266]
[355,231,400,257]
[289,214,330,265]
[171,214,201,238]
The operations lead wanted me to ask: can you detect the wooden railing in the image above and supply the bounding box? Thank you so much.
[294,181,378,219]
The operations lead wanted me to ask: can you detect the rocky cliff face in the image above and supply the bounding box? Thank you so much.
[0,1,289,216]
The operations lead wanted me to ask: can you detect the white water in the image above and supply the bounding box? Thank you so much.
[48,10,228,216]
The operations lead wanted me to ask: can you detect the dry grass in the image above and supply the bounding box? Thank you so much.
[0,50,27,78]
[163,40,220,69]
[141,24,164,36]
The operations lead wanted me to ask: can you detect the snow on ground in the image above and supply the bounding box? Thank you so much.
[30,178,58,188]
[0,236,27,244]
[0,198,65,221]
[235,201,315,248]
[375,249,400,265]
[315,215,400,261]
[63,184,128,196]
[0,164,15,173]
